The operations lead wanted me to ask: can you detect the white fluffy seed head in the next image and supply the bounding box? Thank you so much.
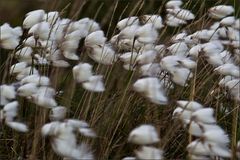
[135,146,163,160]
[117,17,139,30]
[165,0,182,9]
[136,50,157,64]
[85,30,106,47]
[176,100,203,111]
[62,51,79,60]
[15,47,33,59]
[72,63,93,83]
[188,122,222,137]
[5,121,29,132]
[208,142,231,158]
[41,121,60,136]
[50,106,67,121]
[135,24,158,44]
[44,11,59,25]
[23,10,45,29]
[187,140,210,156]
[203,129,229,145]
[17,83,38,97]
[32,95,57,108]
[220,16,235,26]
[172,107,192,124]
[128,124,159,145]
[20,74,50,86]
[0,85,16,100]
[119,25,139,39]
[166,14,187,27]
[65,119,89,129]
[119,52,138,64]
[82,75,105,92]
[192,108,216,124]
[88,45,116,65]
[140,15,164,29]
[133,77,168,105]
[140,63,161,77]
[10,62,28,74]
[3,101,18,121]
[214,63,240,77]
[170,68,192,86]
[209,5,234,19]
[79,128,96,138]
[167,8,195,20]
[29,22,51,40]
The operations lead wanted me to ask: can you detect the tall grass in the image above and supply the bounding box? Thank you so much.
[0,0,240,160]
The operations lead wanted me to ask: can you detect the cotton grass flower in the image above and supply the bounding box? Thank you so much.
[224,78,240,101]
[29,22,51,40]
[176,100,203,111]
[41,121,60,136]
[165,0,182,9]
[167,42,189,56]
[188,122,222,137]
[20,74,50,86]
[119,25,139,39]
[171,32,187,42]
[167,8,195,20]
[0,85,16,105]
[187,140,231,158]
[140,15,164,29]
[73,63,93,83]
[202,129,229,146]
[117,17,139,30]
[44,11,59,25]
[5,121,29,132]
[166,14,187,27]
[119,52,138,64]
[87,44,116,65]
[135,146,163,160]
[3,101,18,121]
[50,106,67,121]
[23,10,45,29]
[128,124,159,145]
[84,30,107,47]
[82,75,105,92]
[135,24,158,44]
[1,101,29,132]
[187,140,210,156]
[10,62,28,75]
[42,118,95,159]
[15,47,33,62]
[191,108,216,124]
[133,77,168,104]
[0,23,22,49]
[136,49,157,64]
[189,44,202,58]
[31,87,57,108]
[169,68,193,86]
[17,83,38,97]
[173,107,192,124]
[220,16,236,26]
[214,63,240,77]
[139,63,161,76]
[209,5,234,19]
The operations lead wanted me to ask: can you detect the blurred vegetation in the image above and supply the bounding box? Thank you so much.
[0,0,240,159]
[1,0,239,30]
